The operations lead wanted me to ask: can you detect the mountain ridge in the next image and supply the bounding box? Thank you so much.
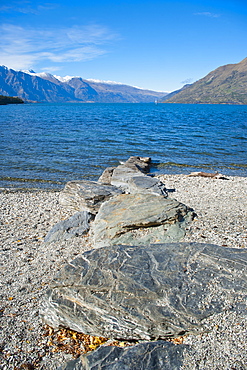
[162,57,247,105]
[0,66,167,103]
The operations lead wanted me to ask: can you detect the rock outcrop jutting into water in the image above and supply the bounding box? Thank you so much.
[40,156,247,369]
[54,156,193,247]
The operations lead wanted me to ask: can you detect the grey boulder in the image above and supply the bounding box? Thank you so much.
[98,167,116,185]
[91,193,193,247]
[110,165,144,191]
[98,157,167,196]
[59,180,123,214]
[127,175,167,196]
[44,211,92,243]
[97,157,151,186]
[57,340,187,370]
[40,243,247,341]
[123,155,151,173]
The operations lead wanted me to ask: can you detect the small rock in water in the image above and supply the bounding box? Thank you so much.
[124,155,151,173]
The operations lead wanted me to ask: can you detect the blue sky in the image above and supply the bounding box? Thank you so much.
[0,0,247,92]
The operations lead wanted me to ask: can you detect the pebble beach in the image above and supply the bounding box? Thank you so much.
[0,174,246,369]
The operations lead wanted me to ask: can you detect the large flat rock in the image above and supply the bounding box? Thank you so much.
[58,340,187,370]
[91,193,194,247]
[59,180,123,214]
[40,243,247,341]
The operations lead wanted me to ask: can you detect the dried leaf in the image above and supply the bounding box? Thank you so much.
[47,339,53,346]
[88,344,98,350]
[42,325,135,357]
[169,336,185,345]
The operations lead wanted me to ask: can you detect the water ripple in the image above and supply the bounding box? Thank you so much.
[0,103,246,189]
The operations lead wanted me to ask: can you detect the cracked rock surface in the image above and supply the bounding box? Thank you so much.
[41,243,247,341]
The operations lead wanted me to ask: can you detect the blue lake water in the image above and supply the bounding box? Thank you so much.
[0,103,247,189]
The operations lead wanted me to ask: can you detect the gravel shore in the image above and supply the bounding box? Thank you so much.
[0,175,246,369]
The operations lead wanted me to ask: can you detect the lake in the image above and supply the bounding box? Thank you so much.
[1,103,246,189]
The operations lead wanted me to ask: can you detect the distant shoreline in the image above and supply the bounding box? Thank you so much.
[0,95,24,105]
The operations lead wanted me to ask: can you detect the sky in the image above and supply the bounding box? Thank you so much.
[0,0,247,92]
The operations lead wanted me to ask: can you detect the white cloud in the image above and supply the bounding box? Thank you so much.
[67,25,117,45]
[0,6,12,12]
[0,23,117,70]
[41,66,62,73]
[194,12,220,18]
[0,2,59,15]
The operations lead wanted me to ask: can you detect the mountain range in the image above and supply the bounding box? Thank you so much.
[2,58,247,105]
[163,57,247,104]
[0,66,167,103]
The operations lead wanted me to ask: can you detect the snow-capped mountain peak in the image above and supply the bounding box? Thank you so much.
[1,65,167,103]
[86,78,124,85]
[54,75,78,83]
